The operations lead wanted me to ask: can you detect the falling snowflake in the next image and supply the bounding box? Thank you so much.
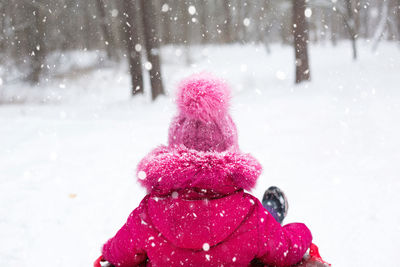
[305,8,312,18]
[135,44,142,52]
[161,4,169,12]
[188,6,196,15]
[110,9,118,17]
[144,62,153,70]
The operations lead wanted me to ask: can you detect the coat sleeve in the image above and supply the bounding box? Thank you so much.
[101,196,150,267]
[256,202,312,267]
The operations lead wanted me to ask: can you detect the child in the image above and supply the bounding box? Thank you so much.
[97,73,312,267]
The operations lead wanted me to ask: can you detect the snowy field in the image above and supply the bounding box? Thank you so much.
[1,42,400,266]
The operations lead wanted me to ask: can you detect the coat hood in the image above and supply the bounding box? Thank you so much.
[136,145,262,194]
[147,190,255,250]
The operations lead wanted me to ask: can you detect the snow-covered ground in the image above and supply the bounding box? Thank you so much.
[1,42,400,266]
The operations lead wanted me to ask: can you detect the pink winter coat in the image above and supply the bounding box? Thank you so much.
[102,146,312,267]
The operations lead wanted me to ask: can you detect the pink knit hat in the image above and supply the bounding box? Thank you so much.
[168,73,238,152]
[137,73,262,193]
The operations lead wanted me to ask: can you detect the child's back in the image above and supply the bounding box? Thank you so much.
[100,74,312,267]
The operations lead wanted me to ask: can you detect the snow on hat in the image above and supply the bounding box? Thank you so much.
[168,73,238,152]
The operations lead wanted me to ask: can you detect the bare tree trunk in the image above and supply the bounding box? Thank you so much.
[293,0,311,84]
[140,0,165,100]
[29,4,46,84]
[354,1,361,38]
[161,0,172,44]
[362,4,370,39]
[387,0,398,40]
[121,0,144,96]
[330,10,338,46]
[95,0,117,60]
[372,0,389,51]
[0,3,6,53]
[345,0,358,60]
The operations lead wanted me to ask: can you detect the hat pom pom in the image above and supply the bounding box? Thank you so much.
[177,73,231,121]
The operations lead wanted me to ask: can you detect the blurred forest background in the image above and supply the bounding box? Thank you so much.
[1,0,399,101]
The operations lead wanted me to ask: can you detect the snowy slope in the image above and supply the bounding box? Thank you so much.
[1,43,400,266]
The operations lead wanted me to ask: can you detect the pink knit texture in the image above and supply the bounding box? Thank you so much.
[168,73,238,152]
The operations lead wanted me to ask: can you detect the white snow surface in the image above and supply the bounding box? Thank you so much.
[1,43,400,266]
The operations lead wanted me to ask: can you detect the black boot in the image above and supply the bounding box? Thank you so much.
[262,186,288,224]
